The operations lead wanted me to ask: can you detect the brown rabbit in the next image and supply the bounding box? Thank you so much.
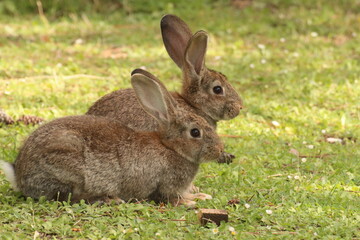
[0,71,223,206]
[86,15,243,164]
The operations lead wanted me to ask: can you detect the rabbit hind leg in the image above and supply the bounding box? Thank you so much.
[20,174,72,201]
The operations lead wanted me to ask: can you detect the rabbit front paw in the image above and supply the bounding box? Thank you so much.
[183,192,212,201]
[188,183,200,193]
[217,151,235,164]
[171,198,197,207]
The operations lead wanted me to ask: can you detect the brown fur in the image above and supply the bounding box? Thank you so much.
[87,15,242,163]
[11,73,224,204]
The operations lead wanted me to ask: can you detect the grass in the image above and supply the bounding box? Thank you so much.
[1,0,360,239]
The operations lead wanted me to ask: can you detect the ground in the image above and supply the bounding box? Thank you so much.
[0,0,359,239]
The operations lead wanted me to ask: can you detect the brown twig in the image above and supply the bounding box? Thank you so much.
[345,190,360,194]
[36,0,49,26]
[272,231,297,235]
[157,219,187,222]
[298,153,334,159]
[219,134,244,138]
[267,174,284,178]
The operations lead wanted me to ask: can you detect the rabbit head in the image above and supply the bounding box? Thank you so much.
[161,14,243,123]
[131,69,224,163]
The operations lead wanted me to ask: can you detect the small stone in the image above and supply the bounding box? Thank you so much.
[258,44,265,49]
[271,120,280,127]
[311,32,318,37]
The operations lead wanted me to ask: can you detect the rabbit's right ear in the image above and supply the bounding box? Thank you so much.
[161,14,192,69]
[184,30,208,78]
[131,73,174,125]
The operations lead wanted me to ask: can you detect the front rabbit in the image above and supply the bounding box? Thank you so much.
[86,15,242,164]
[1,71,223,206]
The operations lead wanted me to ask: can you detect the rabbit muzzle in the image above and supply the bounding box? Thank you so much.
[199,141,224,163]
[222,101,243,120]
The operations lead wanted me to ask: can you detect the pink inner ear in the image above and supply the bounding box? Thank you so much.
[162,30,191,68]
[193,49,205,75]
[186,34,207,75]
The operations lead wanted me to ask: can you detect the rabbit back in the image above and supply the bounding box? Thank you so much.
[86,88,216,131]
[86,88,158,131]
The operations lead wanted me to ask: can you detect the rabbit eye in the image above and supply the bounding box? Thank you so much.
[213,86,223,95]
[190,128,201,138]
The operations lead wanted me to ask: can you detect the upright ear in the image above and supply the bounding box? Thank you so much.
[131,68,176,108]
[184,30,208,77]
[131,73,174,125]
[161,14,192,69]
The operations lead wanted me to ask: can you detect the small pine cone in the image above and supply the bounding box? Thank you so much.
[0,109,15,125]
[231,0,253,9]
[17,115,44,125]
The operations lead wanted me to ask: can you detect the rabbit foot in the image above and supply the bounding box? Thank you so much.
[171,198,196,207]
[89,197,125,205]
[188,183,200,193]
[183,192,212,201]
[217,151,235,164]
[103,197,126,205]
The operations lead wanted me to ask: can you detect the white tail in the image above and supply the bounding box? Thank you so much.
[0,160,18,191]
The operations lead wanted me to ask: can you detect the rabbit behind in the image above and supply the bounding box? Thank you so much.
[1,71,223,206]
[87,15,242,163]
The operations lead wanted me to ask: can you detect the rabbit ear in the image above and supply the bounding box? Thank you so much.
[161,14,192,69]
[184,30,208,77]
[131,68,176,108]
[131,68,158,79]
[131,73,174,125]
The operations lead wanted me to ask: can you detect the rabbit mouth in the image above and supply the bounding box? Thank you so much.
[222,102,242,120]
[199,145,223,163]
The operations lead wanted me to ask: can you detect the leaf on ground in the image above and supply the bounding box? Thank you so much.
[227,199,240,205]
[231,0,253,9]
[100,47,128,59]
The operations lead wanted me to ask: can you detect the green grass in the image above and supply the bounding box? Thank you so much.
[1,0,360,239]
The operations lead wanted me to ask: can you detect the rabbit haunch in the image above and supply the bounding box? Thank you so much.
[5,73,223,204]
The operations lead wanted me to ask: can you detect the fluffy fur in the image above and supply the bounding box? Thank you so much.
[0,161,18,191]
[10,72,224,205]
[86,15,242,163]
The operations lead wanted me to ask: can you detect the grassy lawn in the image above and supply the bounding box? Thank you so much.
[1,0,359,239]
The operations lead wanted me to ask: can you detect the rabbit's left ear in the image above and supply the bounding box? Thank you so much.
[184,30,208,78]
[161,14,193,69]
[131,73,175,126]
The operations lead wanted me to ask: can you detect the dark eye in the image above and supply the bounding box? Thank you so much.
[213,86,223,94]
[190,128,201,138]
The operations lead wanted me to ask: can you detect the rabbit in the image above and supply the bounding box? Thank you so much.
[0,71,224,207]
[86,14,243,164]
